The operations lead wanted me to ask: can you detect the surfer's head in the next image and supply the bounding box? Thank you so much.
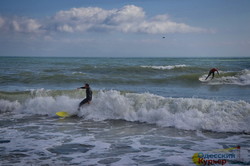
[85,83,90,88]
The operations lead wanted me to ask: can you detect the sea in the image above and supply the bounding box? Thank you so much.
[0,56,250,166]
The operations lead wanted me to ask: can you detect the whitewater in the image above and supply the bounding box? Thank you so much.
[1,90,250,133]
[0,57,250,165]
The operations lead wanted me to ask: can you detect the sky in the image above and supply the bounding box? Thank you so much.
[0,0,250,57]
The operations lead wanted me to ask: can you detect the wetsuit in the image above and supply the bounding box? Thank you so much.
[79,87,92,108]
[205,68,219,80]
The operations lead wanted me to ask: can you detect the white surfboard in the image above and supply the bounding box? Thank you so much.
[199,75,210,82]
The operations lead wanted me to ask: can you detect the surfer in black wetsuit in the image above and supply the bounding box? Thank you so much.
[205,68,219,80]
[77,83,92,110]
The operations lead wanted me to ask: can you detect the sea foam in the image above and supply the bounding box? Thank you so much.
[79,91,250,132]
[141,64,188,70]
[200,69,250,86]
[1,90,249,133]
[0,99,21,113]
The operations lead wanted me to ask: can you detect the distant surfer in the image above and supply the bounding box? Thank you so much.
[205,68,219,80]
[77,83,92,110]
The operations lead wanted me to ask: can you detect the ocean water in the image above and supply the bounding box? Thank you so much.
[0,57,250,165]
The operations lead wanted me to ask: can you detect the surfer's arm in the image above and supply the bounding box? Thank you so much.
[77,87,86,89]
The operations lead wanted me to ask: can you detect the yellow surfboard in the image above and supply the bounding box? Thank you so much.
[56,111,70,117]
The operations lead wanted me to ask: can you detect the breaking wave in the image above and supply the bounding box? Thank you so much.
[1,89,249,133]
[141,64,188,70]
[200,69,250,86]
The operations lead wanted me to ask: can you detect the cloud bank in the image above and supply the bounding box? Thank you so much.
[0,5,207,35]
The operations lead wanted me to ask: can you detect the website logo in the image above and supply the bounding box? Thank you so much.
[192,146,240,165]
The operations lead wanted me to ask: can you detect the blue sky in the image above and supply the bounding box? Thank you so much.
[0,0,250,57]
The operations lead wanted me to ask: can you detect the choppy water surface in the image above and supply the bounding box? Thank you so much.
[0,57,250,165]
[1,114,249,166]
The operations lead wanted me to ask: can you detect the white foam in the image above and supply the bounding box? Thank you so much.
[200,69,250,86]
[141,64,188,70]
[79,90,250,133]
[21,96,79,116]
[72,72,86,75]
[0,99,21,113]
[1,90,250,132]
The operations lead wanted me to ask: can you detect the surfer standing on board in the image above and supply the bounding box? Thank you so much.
[205,68,219,80]
[77,83,92,110]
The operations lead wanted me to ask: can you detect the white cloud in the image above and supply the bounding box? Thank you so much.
[24,19,42,33]
[0,16,42,33]
[110,5,145,24]
[0,5,207,35]
[57,24,74,33]
[51,5,207,34]
[54,7,108,23]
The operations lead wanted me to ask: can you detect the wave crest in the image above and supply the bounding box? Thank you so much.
[200,69,250,86]
[141,64,188,70]
[1,90,249,133]
[80,90,250,133]
[0,99,21,113]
